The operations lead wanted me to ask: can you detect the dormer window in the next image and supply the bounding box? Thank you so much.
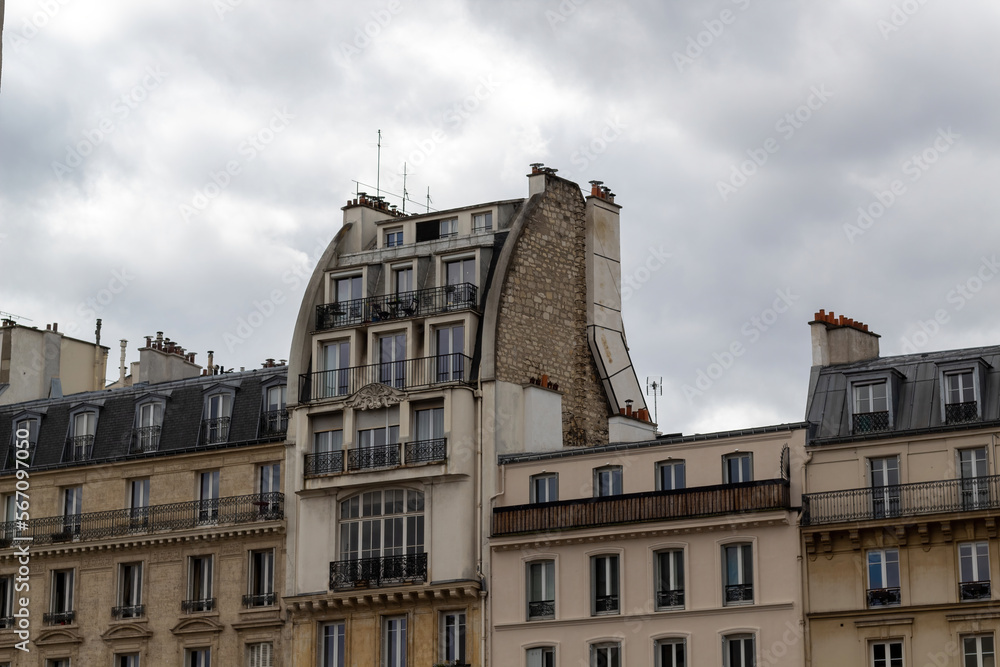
[260,380,287,437]
[473,211,492,232]
[853,381,889,433]
[384,228,404,248]
[202,387,235,445]
[7,414,40,468]
[132,397,165,453]
[439,218,458,238]
[65,407,99,462]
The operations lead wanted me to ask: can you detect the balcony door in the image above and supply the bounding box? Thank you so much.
[959,447,990,510]
[445,258,475,308]
[198,471,220,522]
[436,326,465,382]
[870,456,900,519]
[322,341,351,398]
[379,334,406,389]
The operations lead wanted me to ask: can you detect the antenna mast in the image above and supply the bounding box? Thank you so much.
[402,163,408,214]
[426,186,431,213]
[376,129,382,199]
[645,377,663,425]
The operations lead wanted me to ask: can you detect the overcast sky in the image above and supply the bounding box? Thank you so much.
[2,0,999,436]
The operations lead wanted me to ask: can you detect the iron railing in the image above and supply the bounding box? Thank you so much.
[299,354,471,402]
[493,479,790,536]
[63,435,94,462]
[260,409,288,436]
[802,475,1000,525]
[946,401,979,424]
[329,553,427,590]
[0,493,283,547]
[315,283,478,331]
[111,604,144,619]
[404,438,447,464]
[130,426,161,453]
[348,444,401,471]
[656,590,684,608]
[43,611,75,625]
[867,587,901,607]
[527,600,555,619]
[594,594,619,613]
[960,581,991,601]
[853,411,890,433]
[305,439,447,477]
[305,450,345,476]
[725,583,753,604]
[243,593,276,607]
[181,598,215,613]
[0,617,12,629]
[203,417,230,444]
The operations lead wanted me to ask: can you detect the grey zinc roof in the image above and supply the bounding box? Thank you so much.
[806,344,1000,443]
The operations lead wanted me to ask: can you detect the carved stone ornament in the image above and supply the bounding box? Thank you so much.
[346,383,404,410]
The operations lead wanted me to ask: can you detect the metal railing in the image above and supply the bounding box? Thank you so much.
[243,593,276,607]
[305,450,345,476]
[299,354,471,402]
[315,283,478,331]
[946,401,979,424]
[63,435,94,462]
[853,411,890,433]
[528,600,555,619]
[802,475,1000,525]
[594,594,619,613]
[203,417,231,444]
[960,581,991,601]
[656,589,684,608]
[260,409,288,436]
[130,426,161,453]
[725,583,753,604]
[867,587,901,607]
[0,493,283,547]
[329,553,427,590]
[305,439,447,477]
[111,604,144,619]
[0,617,13,629]
[43,611,75,625]
[404,438,447,464]
[493,479,790,536]
[181,598,216,613]
[348,444,401,471]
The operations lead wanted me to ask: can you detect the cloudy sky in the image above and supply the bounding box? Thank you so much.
[2,0,999,436]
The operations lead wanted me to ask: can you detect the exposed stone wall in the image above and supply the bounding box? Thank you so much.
[495,176,610,447]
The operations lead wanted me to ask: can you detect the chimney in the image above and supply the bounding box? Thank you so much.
[119,339,127,384]
[809,309,880,366]
[207,351,214,375]
[53,322,58,333]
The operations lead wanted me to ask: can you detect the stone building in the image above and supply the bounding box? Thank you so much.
[282,165,648,666]
[0,347,288,666]
[801,311,1000,667]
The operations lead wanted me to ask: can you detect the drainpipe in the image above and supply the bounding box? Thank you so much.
[801,448,813,667]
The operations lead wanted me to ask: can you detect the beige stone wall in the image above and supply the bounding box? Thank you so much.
[494,176,610,448]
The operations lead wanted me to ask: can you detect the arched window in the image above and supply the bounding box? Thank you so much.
[339,489,424,561]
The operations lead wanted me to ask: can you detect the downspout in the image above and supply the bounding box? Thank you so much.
[801,448,813,667]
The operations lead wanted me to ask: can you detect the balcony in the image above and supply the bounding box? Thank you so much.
[299,354,471,402]
[304,450,345,476]
[329,553,428,590]
[946,401,979,425]
[260,409,288,436]
[867,587,901,607]
[129,426,161,453]
[960,581,991,601]
[243,593,276,607]
[802,475,1000,525]
[492,479,790,537]
[305,438,447,477]
[63,435,94,462]
[724,583,753,604]
[656,589,684,609]
[528,600,554,619]
[0,617,14,629]
[203,417,230,444]
[43,611,75,625]
[0,493,283,547]
[111,604,144,619]
[315,283,477,331]
[182,598,215,613]
[594,594,619,614]
[853,411,890,434]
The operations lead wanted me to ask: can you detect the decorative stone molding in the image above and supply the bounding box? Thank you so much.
[34,628,83,646]
[170,616,224,637]
[345,383,404,410]
[101,622,153,642]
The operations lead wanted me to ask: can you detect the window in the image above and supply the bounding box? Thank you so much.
[445,258,475,287]
[871,640,902,667]
[383,616,407,667]
[867,549,901,607]
[657,460,685,491]
[527,647,555,667]
[335,275,363,304]
[185,648,211,667]
[723,543,753,605]
[963,635,995,667]
[7,415,39,467]
[204,392,232,444]
[385,228,404,248]
[435,325,465,382]
[337,490,424,587]
[355,425,401,470]
[870,456,900,518]
[439,218,457,238]
[439,611,466,665]
[115,655,139,667]
[591,643,621,667]
[0,575,13,627]
[66,409,96,461]
[46,661,70,667]
[723,453,752,484]
[655,549,684,609]
[530,473,558,503]
[116,562,143,618]
[133,399,163,453]
[959,447,990,509]
[322,341,351,398]
[378,333,407,389]
[312,430,344,474]
[322,622,346,667]
[186,556,214,612]
[262,384,287,435]
[198,471,220,522]
[594,466,623,497]
[394,267,413,294]
[49,569,74,620]
[959,542,991,601]
[246,549,275,607]
[247,642,273,667]
[259,463,280,495]
[129,478,150,527]
[1,494,14,541]
[656,639,686,667]
[724,634,755,667]
[591,554,620,615]
[62,486,82,535]
[526,560,555,619]
[414,408,444,442]
[946,370,978,423]
[854,381,889,432]
[473,211,492,231]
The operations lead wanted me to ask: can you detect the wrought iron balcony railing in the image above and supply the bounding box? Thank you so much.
[656,589,685,608]
[43,611,75,625]
[960,581,991,601]
[203,417,231,444]
[63,435,94,462]
[111,604,144,619]
[181,598,216,613]
[260,409,288,436]
[305,439,448,477]
[527,600,555,619]
[724,583,753,604]
[243,593,276,608]
[946,401,979,424]
[0,493,283,547]
[594,594,619,613]
[0,617,12,629]
[853,411,890,434]
[130,426,161,453]
[315,283,478,331]
[802,475,1000,525]
[867,587,901,607]
[329,553,427,590]
[299,354,471,402]
[493,479,790,536]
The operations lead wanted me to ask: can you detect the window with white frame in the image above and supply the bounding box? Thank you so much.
[0,575,13,626]
[383,616,407,667]
[526,560,555,620]
[378,333,407,389]
[116,562,143,618]
[259,463,280,495]
[7,415,39,468]
[655,549,684,609]
[129,478,150,526]
[724,634,755,667]
[62,486,82,534]
[186,555,214,612]
[49,568,74,616]
[439,218,458,238]
[656,638,685,667]
[262,383,287,435]
[854,381,889,432]
[435,325,465,382]
[657,460,685,491]
[204,391,232,444]
[1,494,14,540]
[393,266,413,294]
[46,660,70,667]
[247,549,275,607]
[527,647,555,667]
[414,408,444,442]
[322,622,346,667]
[247,642,273,667]
[870,456,900,519]
[723,452,752,484]
[959,447,990,509]
[198,470,220,522]
[866,548,900,607]
[591,554,620,615]
[66,409,97,461]
[963,635,995,667]
[115,655,139,667]
[723,543,753,605]
[385,228,404,248]
[530,473,558,503]
[959,542,991,601]
[591,642,621,667]
[133,398,163,453]
[594,466,623,497]
[339,490,424,563]
[334,275,363,304]
[473,211,493,232]
[185,648,211,667]
[946,370,976,404]
[439,611,466,665]
[871,640,903,667]
[322,340,351,398]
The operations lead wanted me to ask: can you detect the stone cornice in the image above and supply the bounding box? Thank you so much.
[285,581,482,617]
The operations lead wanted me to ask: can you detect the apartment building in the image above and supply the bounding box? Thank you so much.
[282,165,649,666]
[0,344,288,666]
[489,424,807,667]
[802,311,1000,667]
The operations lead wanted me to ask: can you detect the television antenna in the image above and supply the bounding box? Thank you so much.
[0,311,31,323]
[645,377,663,424]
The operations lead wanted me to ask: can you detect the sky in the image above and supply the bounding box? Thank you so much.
[2,0,1000,437]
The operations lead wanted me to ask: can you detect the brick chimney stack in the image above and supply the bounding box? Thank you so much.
[809,309,880,366]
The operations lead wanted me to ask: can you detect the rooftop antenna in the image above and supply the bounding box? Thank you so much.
[376,129,382,199]
[426,186,432,213]
[402,162,408,214]
[0,311,32,323]
[646,376,663,425]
